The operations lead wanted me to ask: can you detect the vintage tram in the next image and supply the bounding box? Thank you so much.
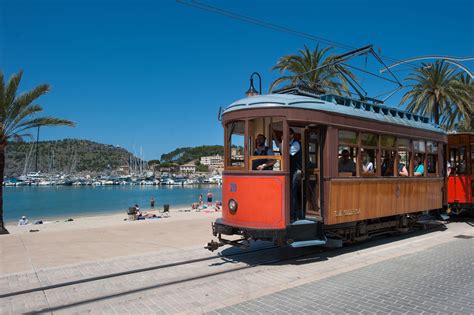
[447,132,473,214]
[207,86,447,250]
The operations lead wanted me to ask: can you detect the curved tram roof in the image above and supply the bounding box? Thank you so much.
[223,93,445,135]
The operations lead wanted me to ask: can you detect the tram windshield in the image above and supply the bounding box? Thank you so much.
[248,117,283,171]
[226,121,245,169]
[225,117,285,171]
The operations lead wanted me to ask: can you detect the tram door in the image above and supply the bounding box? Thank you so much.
[303,127,323,220]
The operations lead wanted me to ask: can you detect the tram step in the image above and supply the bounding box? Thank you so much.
[287,219,325,242]
[289,239,327,248]
[439,213,450,221]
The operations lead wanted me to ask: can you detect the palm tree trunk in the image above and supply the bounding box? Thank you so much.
[0,142,9,234]
[434,99,440,125]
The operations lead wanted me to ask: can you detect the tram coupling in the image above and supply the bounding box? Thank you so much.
[205,240,222,252]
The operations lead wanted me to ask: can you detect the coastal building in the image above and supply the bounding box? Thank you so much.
[117,165,130,175]
[200,154,224,171]
[180,163,196,174]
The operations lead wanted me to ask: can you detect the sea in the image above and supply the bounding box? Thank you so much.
[3,185,222,223]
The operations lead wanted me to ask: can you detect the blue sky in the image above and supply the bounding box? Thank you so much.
[1,0,473,159]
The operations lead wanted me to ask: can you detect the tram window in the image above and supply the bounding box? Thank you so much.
[427,154,437,174]
[381,135,396,148]
[227,121,245,168]
[413,153,425,176]
[361,133,378,147]
[449,148,457,175]
[471,145,474,175]
[449,147,467,175]
[457,147,467,174]
[381,150,396,176]
[338,146,357,176]
[360,133,377,175]
[427,141,438,175]
[413,140,426,153]
[397,138,411,176]
[339,130,357,145]
[361,148,376,175]
[248,118,281,171]
[398,152,410,176]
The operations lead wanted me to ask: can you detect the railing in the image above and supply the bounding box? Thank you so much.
[248,155,283,171]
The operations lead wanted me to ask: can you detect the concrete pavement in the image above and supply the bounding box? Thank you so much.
[1,217,473,314]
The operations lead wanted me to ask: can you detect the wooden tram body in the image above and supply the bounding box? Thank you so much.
[447,132,474,214]
[208,89,447,250]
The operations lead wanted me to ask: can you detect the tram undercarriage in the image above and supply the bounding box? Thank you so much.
[206,212,440,252]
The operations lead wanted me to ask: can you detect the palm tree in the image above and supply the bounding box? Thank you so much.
[400,61,472,129]
[0,70,75,234]
[454,74,474,131]
[269,45,353,95]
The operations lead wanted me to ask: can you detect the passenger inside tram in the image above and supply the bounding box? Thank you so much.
[252,134,276,170]
[414,156,425,176]
[338,149,356,175]
[381,151,395,176]
[361,150,374,174]
[397,155,409,176]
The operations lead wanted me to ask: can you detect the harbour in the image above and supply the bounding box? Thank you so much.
[3,185,222,223]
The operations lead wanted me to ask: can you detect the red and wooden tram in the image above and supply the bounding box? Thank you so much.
[447,132,474,214]
[207,87,447,250]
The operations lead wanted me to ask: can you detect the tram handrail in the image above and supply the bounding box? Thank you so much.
[248,155,283,171]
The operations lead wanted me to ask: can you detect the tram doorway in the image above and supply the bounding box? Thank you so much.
[302,127,324,221]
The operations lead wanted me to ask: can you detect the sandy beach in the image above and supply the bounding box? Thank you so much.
[1,207,221,274]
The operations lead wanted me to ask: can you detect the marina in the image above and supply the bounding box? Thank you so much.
[4,172,222,187]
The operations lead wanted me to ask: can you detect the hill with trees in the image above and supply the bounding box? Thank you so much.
[6,139,137,177]
[160,145,224,165]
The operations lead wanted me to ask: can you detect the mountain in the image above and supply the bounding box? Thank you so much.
[160,145,224,165]
[5,139,138,177]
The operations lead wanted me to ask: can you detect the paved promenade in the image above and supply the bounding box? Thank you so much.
[0,217,473,314]
[209,236,474,315]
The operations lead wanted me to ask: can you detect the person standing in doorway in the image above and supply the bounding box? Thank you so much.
[274,128,302,221]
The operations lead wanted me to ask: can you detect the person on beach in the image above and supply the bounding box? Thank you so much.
[150,197,155,209]
[199,194,203,206]
[207,191,213,206]
[18,215,29,226]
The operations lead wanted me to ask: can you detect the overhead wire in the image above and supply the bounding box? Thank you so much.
[176,0,421,69]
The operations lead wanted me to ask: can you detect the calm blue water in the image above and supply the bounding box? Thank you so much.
[3,185,222,223]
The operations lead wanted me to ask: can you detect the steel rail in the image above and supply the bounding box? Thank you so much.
[0,244,278,299]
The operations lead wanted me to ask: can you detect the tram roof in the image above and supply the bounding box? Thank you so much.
[223,93,445,134]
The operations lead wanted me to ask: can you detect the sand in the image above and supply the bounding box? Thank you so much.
[1,207,222,274]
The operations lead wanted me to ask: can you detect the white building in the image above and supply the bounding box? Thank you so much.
[200,155,224,170]
[180,163,196,174]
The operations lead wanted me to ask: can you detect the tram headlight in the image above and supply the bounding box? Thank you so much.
[228,199,238,214]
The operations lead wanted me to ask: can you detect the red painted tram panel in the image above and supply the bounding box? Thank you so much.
[222,175,287,229]
[448,175,472,204]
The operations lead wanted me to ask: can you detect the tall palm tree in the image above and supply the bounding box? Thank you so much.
[269,45,353,95]
[454,74,474,131]
[0,70,75,234]
[400,61,472,129]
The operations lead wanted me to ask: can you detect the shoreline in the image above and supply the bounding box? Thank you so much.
[5,203,192,224]
[5,204,221,235]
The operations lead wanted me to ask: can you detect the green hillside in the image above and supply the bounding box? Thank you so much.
[6,139,137,177]
[160,145,224,164]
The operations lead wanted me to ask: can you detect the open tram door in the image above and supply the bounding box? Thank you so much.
[303,126,324,221]
[284,125,326,247]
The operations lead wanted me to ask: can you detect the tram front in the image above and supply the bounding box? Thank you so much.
[205,97,294,250]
